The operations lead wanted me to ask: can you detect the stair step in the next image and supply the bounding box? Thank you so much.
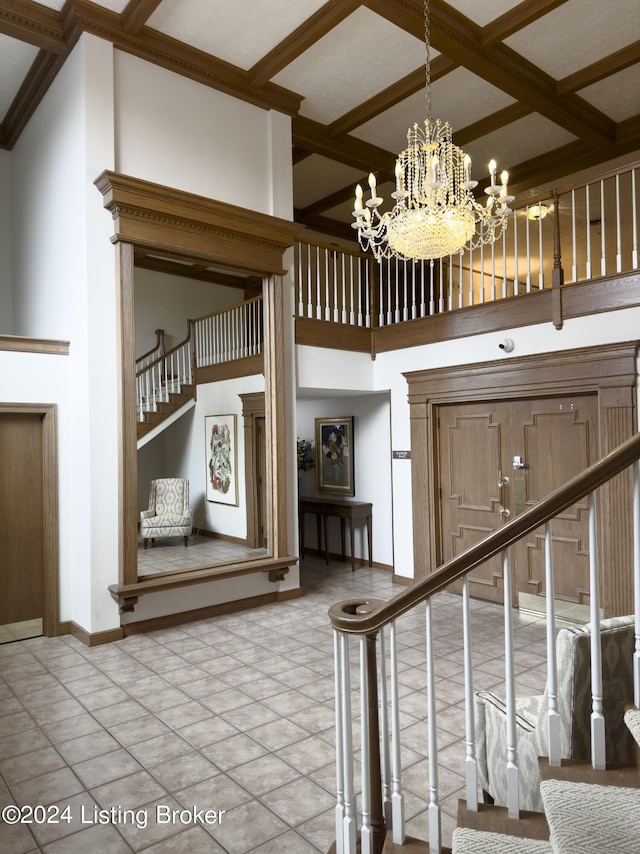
[540,779,640,854]
[380,833,450,853]
[452,828,551,853]
[538,757,640,789]
[456,802,548,842]
[624,706,640,748]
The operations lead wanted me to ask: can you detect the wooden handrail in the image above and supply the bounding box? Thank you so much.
[136,328,165,366]
[190,295,262,325]
[135,325,192,379]
[329,430,640,635]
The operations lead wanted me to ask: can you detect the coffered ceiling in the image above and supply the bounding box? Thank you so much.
[1,0,639,242]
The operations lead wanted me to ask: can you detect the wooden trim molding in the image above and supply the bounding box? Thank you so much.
[405,342,638,617]
[240,391,266,549]
[96,172,302,611]
[0,403,60,637]
[59,620,124,647]
[196,354,263,385]
[0,335,69,355]
[95,171,303,276]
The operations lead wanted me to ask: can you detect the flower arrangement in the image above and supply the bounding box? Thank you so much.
[297,438,315,471]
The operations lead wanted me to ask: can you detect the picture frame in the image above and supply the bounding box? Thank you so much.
[205,414,238,505]
[315,416,354,496]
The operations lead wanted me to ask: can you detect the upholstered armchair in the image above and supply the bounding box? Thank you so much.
[140,478,192,548]
[475,615,635,812]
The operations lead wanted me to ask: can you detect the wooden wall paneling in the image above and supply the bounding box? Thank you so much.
[405,342,639,614]
[295,316,372,352]
[117,241,138,587]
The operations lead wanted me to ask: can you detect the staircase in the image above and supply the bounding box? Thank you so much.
[452,709,640,852]
[136,296,264,446]
[328,432,640,854]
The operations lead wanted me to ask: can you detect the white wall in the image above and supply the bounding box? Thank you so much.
[135,268,245,354]
[297,307,640,580]
[139,374,265,539]
[115,51,276,214]
[296,393,393,569]
[0,151,12,332]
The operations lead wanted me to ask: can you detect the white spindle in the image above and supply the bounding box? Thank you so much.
[438,258,444,313]
[429,260,435,315]
[395,258,400,323]
[479,242,485,304]
[462,576,478,811]
[340,633,357,854]
[585,184,592,279]
[615,174,622,273]
[333,633,345,854]
[359,635,372,854]
[378,629,392,827]
[341,254,347,325]
[502,228,507,299]
[503,548,519,818]
[538,211,544,289]
[513,211,520,295]
[600,179,607,277]
[389,621,405,843]
[403,260,409,321]
[421,259,427,316]
[525,210,532,292]
[632,168,638,269]
[425,600,441,853]
[544,521,561,765]
[588,491,606,769]
[490,239,496,301]
[458,250,463,309]
[468,246,474,306]
[411,262,417,319]
[634,460,640,708]
[571,189,578,283]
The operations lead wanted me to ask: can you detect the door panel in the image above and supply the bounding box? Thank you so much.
[437,394,598,608]
[0,414,44,627]
[438,404,511,603]
[510,396,597,607]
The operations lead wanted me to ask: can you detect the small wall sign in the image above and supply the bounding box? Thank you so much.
[392,450,411,460]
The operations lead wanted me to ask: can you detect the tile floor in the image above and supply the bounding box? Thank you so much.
[137,536,269,577]
[0,558,552,853]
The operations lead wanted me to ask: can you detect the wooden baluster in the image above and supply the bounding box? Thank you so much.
[425,600,441,851]
[462,576,478,811]
[334,630,345,854]
[552,189,564,330]
[378,628,392,827]
[503,548,519,818]
[389,621,405,843]
[340,633,357,854]
[365,633,386,853]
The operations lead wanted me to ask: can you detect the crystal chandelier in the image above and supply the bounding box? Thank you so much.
[352,0,514,262]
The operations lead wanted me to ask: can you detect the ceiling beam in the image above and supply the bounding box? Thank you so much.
[0,0,66,53]
[453,102,533,147]
[294,209,356,242]
[248,0,360,88]
[293,115,393,174]
[557,41,640,95]
[481,0,570,48]
[0,49,66,150]
[363,0,616,150]
[328,55,457,138]
[121,0,164,36]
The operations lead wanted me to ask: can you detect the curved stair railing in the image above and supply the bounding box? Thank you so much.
[136,296,263,424]
[135,328,166,372]
[329,431,640,853]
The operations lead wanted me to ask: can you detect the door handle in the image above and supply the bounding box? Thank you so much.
[498,470,509,488]
[499,505,511,518]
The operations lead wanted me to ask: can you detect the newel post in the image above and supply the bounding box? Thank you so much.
[366,631,387,853]
[551,189,565,330]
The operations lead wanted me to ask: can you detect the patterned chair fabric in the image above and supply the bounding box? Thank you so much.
[140,478,192,548]
[475,615,635,812]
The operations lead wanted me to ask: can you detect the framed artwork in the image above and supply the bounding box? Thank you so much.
[205,415,238,505]
[315,416,354,496]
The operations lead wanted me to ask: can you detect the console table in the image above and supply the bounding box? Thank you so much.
[299,497,372,571]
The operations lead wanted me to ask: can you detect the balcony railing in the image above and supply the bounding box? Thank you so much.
[296,161,639,329]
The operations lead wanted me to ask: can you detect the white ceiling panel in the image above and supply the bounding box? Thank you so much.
[37,0,129,10]
[351,67,516,154]
[273,7,426,124]
[578,66,640,123]
[505,0,640,79]
[294,155,363,209]
[0,36,38,122]
[445,0,523,28]
[148,0,327,71]
[462,114,577,184]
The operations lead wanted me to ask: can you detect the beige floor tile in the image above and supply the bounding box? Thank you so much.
[91,769,167,811]
[12,767,85,808]
[148,750,220,792]
[0,817,38,854]
[56,731,120,765]
[228,753,301,796]
[28,792,99,847]
[251,828,323,852]
[72,748,143,789]
[175,715,238,750]
[260,777,335,826]
[41,822,132,853]
[154,700,213,730]
[0,747,66,785]
[174,773,251,814]
[141,823,225,852]
[205,799,289,852]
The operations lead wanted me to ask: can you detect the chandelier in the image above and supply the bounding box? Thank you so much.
[352,0,514,262]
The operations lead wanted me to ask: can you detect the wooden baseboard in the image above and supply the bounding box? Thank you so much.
[198,528,247,546]
[392,573,413,586]
[302,548,393,573]
[59,620,124,647]
[121,587,302,636]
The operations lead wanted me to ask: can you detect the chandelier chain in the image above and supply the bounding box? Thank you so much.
[424,0,431,121]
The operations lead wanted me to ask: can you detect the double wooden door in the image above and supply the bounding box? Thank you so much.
[437,394,598,608]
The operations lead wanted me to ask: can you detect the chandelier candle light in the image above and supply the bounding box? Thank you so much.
[352,0,514,262]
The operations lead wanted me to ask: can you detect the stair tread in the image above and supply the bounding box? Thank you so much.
[540,779,640,854]
[456,802,548,841]
[538,757,640,788]
[624,706,640,748]
[452,828,552,853]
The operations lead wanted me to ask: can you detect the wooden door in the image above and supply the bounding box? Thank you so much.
[0,413,45,629]
[255,415,267,548]
[438,401,512,603]
[510,395,598,610]
[437,394,598,608]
